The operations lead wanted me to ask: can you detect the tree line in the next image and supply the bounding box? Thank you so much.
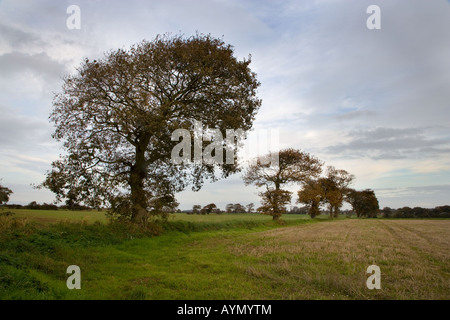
[0,201,92,211]
[2,181,449,218]
[380,206,450,218]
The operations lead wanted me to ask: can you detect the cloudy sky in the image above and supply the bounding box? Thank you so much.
[1,0,449,210]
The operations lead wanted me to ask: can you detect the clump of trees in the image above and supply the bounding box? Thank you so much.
[41,33,261,226]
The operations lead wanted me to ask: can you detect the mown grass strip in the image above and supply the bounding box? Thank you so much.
[0,213,325,299]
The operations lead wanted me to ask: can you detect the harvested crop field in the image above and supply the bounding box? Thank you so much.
[228,219,450,299]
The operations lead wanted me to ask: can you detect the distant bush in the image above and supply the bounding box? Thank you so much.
[1,204,23,209]
[23,201,59,210]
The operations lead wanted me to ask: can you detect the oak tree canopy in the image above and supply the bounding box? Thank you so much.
[43,33,261,225]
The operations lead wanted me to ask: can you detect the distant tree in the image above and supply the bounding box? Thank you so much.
[246,203,255,213]
[201,203,217,214]
[232,203,246,213]
[0,183,13,205]
[225,203,235,213]
[394,206,414,218]
[433,206,450,218]
[26,201,39,209]
[192,205,202,214]
[380,207,393,218]
[346,189,379,218]
[41,33,261,226]
[287,206,305,214]
[243,148,323,220]
[411,207,428,218]
[41,203,59,210]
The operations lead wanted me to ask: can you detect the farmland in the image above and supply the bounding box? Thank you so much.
[0,210,448,300]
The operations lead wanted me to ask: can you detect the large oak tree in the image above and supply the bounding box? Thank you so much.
[43,34,261,225]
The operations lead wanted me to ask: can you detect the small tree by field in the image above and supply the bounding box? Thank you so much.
[246,202,254,213]
[41,33,261,226]
[297,179,324,219]
[257,189,292,217]
[243,148,323,220]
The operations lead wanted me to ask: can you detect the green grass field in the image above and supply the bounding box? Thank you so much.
[0,209,448,300]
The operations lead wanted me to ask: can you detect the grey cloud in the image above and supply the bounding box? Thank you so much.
[326,127,450,159]
[333,110,377,122]
[375,184,450,208]
[0,23,46,51]
[0,51,67,79]
[259,0,450,129]
[0,104,53,151]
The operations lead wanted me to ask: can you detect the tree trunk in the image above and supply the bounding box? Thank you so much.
[333,206,340,218]
[129,139,150,225]
[272,180,282,221]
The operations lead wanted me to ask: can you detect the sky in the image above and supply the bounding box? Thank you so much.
[0,0,449,210]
